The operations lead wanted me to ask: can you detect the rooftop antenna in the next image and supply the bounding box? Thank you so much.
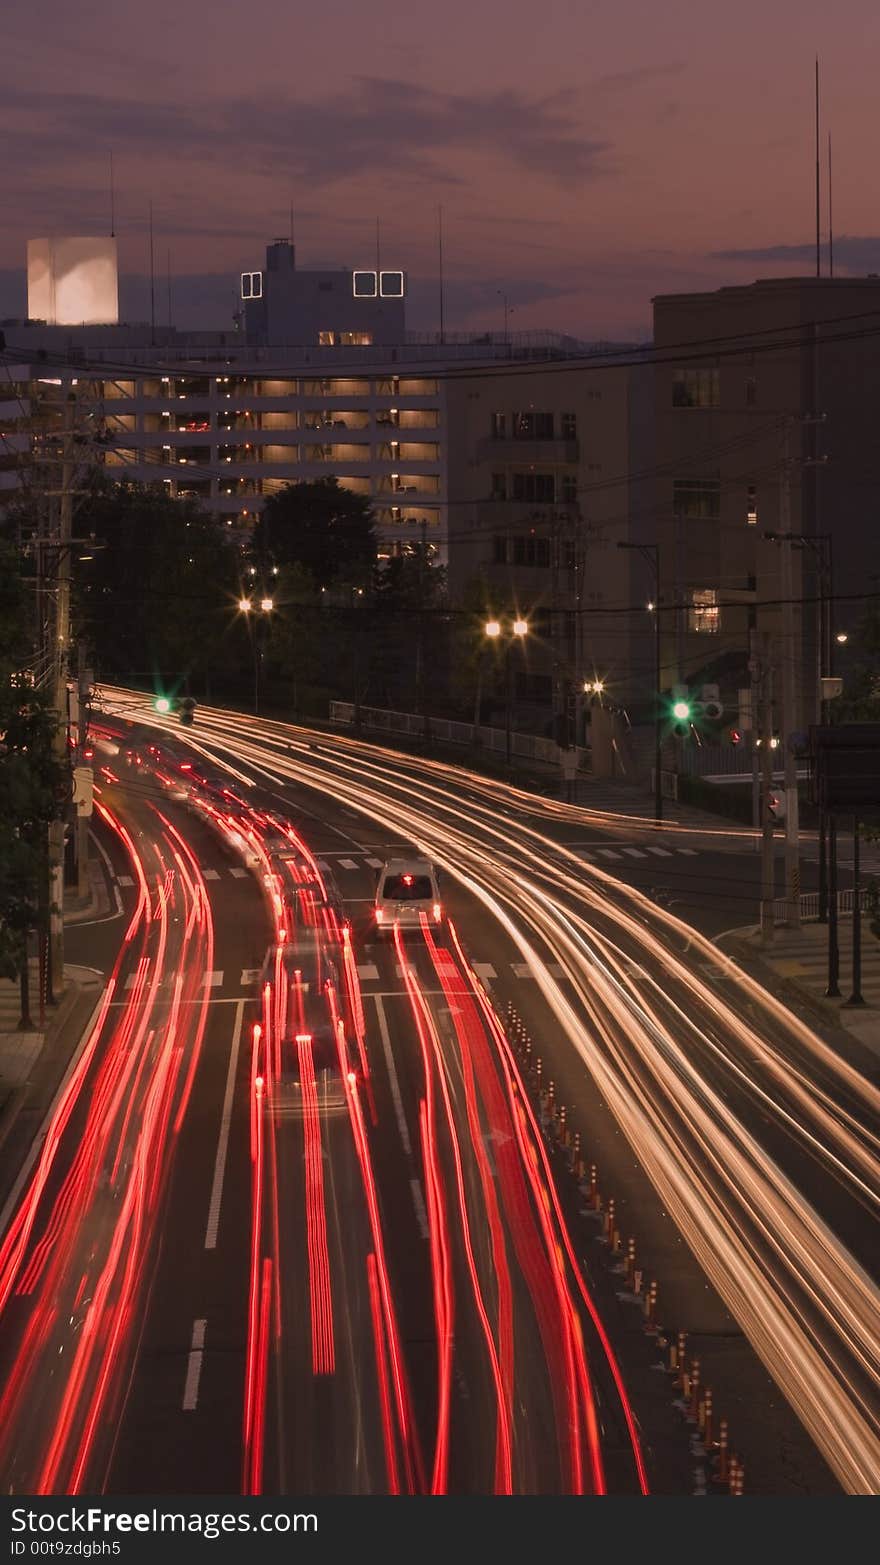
[149,200,156,345]
[109,151,115,237]
[376,217,381,273]
[828,132,834,278]
[815,57,821,278]
[289,202,295,247]
[166,249,173,331]
[438,204,445,345]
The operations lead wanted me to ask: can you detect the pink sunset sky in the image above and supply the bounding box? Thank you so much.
[4,0,879,337]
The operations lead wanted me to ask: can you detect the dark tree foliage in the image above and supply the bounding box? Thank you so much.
[251,478,376,588]
[72,479,243,691]
[0,543,63,1010]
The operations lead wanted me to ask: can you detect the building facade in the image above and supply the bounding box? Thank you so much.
[653,275,880,731]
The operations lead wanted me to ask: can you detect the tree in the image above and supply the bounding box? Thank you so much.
[251,478,376,589]
[70,478,242,696]
[0,542,64,1026]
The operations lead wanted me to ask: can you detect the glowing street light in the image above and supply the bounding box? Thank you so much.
[485,619,502,638]
[238,597,252,613]
[260,597,274,613]
[512,618,529,637]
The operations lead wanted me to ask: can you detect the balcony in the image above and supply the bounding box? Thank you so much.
[478,436,579,464]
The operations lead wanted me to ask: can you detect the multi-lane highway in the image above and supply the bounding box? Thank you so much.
[0,688,877,1496]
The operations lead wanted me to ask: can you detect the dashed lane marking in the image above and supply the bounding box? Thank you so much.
[622,847,648,858]
[678,847,699,856]
[228,867,248,879]
[202,971,223,987]
[366,857,384,869]
[240,968,260,985]
[646,846,673,857]
[339,858,359,870]
[182,1319,207,1411]
[117,874,134,887]
[202,867,220,880]
[471,962,497,980]
[357,963,380,981]
[596,848,622,860]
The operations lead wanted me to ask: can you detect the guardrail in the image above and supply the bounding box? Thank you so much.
[773,888,873,924]
[329,700,589,771]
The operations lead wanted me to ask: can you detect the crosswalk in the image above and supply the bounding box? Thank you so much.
[111,842,708,895]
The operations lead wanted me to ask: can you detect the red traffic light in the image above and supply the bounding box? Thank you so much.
[728,727,742,746]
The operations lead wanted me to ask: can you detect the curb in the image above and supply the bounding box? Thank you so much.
[716,925,878,1052]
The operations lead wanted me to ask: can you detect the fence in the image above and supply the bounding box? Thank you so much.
[773,888,873,924]
[329,701,589,771]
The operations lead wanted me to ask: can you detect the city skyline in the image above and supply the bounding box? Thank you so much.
[4,0,880,336]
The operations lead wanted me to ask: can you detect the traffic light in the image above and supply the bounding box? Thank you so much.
[670,695,692,737]
[178,696,196,727]
[727,727,742,746]
[154,696,172,715]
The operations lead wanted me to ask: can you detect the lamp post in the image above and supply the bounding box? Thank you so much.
[618,541,662,823]
[238,594,273,715]
[484,616,528,765]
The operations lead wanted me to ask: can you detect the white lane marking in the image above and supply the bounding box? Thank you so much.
[240,968,260,985]
[372,993,411,1156]
[365,857,384,869]
[570,848,595,860]
[647,846,673,857]
[339,858,358,870]
[511,963,535,979]
[202,971,223,988]
[182,1318,207,1411]
[409,1179,430,1239]
[678,847,699,856]
[117,874,134,887]
[316,860,330,871]
[471,962,497,980]
[202,867,220,880]
[622,847,648,858]
[228,867,248,879]
[596,848,622,860]
[357,963,380,981]
[204,1000,245,1250]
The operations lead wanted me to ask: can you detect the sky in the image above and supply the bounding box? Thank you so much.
[4,0,879,339]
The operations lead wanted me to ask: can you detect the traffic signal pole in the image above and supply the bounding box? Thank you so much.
[758,638,776,946]
[48,391,77,1001]
[778,429,801,928]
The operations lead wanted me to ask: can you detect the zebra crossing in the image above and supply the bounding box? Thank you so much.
[564,842,702,863]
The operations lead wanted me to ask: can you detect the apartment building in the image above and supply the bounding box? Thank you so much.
[445,357,652,737]
[653,275,880,727]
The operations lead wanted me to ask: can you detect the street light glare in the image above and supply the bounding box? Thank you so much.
[672,700,690,721]
[260,597,274,613]
[485,620,502,638]
[238,597,252,613]
[513,618,529,637]
[836,631,848,644]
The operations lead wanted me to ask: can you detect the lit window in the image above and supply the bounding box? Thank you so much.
[747,485,758,525]
[561,412,577,439]
[240,272,263,300]
[672,368,719,408]
[352,271,378,297]
[673,478,721,519]
[379,271,405,298]
[689,588,720,634]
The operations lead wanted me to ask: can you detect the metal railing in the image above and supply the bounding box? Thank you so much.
[329,700,588,770]
[773,888,873,924]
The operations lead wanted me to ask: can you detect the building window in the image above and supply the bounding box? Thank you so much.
[491,411,506,438]
[672,478,721,518]
[318,330,372,346]
[561,412,577,439]
[561,474,577,503]
[672,368,720,408]
[512,472,555,502]
[747,485,758,525]
[512,411,554,439]
[745,377,757,406]
[491,472,507,500]
[511,535,551,567]
[493,535,508,564]
[689,588,720,634]
[240,272,262,300]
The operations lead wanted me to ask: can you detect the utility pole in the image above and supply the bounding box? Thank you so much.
[76,645,92,900]
[757,635,776,945]
[778,423,801,928]
[48,391,76,1001]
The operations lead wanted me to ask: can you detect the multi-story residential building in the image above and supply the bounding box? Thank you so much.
[445,358,653,737]
[652,275,880,729]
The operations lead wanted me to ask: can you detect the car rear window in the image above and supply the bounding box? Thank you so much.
[381,874,434,900]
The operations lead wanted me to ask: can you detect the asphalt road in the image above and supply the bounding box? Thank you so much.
[1,692,877,1495]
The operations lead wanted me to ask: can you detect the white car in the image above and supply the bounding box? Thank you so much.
[373,858,443,936]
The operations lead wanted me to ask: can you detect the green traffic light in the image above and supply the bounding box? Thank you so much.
[672,700,691,721]
[154,697,171,714]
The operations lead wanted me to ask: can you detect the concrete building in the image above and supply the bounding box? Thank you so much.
[652,275,880,731]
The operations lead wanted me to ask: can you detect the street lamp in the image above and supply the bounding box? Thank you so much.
[237,593,273,714]
[484,616,528,765]
[618,541,663,823]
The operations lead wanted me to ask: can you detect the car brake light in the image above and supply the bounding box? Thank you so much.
[433,903,442,922]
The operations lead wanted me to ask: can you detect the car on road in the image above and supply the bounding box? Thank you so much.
[373,857,443,935]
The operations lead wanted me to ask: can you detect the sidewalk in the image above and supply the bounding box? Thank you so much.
[719,918,880,1057]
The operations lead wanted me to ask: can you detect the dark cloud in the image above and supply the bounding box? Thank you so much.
[4,76,609,190]
[595,62,684,90]
[711,236,880,272]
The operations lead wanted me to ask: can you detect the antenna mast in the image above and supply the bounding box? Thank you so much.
[149,201,156,344]
[815,58,821,278]
[109,151,115,237]
[438,205,445,345]
[828,133,834,278]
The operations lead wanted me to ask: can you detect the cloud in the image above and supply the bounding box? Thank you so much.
[4,76,609,191]
[711,236,880,273]
[595,62,684,91]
